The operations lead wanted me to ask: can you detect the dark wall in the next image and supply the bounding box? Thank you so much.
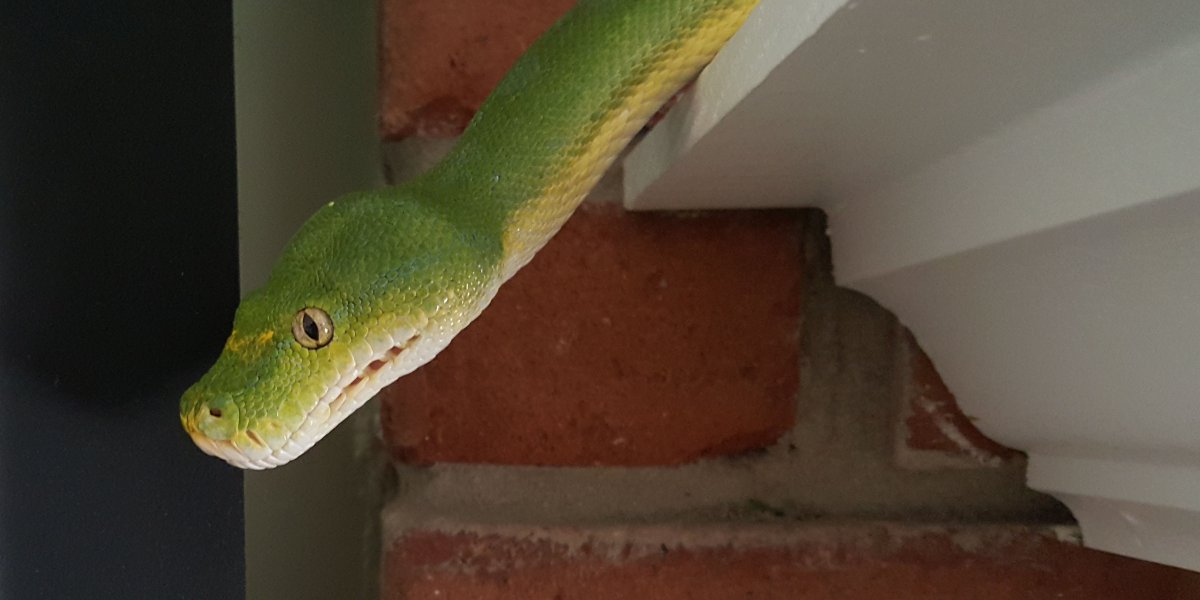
[0,2,245,598]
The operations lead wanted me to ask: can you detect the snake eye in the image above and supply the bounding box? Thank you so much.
[292,307,333,349]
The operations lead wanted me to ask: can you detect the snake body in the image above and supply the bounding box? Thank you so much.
[181,0,759,469]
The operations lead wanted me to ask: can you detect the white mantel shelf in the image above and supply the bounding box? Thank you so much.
[625,0,1200,571]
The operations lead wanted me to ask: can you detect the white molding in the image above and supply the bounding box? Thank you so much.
[833,33,1200,283]
[625,0,1200,571]
[1034,455,1200,571]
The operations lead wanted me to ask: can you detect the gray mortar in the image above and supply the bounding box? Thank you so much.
[377,146,1073,546]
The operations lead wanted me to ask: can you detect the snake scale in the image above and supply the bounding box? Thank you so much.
[181,0,760,469]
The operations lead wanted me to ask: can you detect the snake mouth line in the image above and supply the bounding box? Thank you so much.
[193,330,423,470]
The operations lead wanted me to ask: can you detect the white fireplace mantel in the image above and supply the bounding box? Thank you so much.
[625,0,1200,571]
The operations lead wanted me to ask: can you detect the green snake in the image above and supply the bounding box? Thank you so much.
[181,0,760,469]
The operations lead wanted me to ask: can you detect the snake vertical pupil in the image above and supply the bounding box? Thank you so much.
[293,307,334,349]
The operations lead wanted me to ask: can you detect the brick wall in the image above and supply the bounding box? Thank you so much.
[374,1,1200,597]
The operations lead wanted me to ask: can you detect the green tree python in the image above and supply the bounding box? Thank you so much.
[181,0,760,469]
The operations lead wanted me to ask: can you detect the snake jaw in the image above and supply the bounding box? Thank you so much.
[275,330,426,464]
[186,325,439,470]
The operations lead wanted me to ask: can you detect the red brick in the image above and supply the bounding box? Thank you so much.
[896,330,1021,469]
[382,525,1200,599]
[379,0,576,139]
[379,204,804,466]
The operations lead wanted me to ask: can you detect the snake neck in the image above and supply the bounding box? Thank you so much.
[420,0,759,281]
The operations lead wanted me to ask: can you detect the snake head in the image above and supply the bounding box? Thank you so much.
[180,191,497,469]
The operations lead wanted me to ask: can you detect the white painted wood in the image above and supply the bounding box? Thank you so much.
[628,0,1200,211]
[834,31,1200,572]
[625,0,1200,571]
[851,191,1200,571]
[833,34,1200,284]
[623,0,846,206]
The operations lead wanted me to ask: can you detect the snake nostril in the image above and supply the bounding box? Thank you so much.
[194,398,238,440]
